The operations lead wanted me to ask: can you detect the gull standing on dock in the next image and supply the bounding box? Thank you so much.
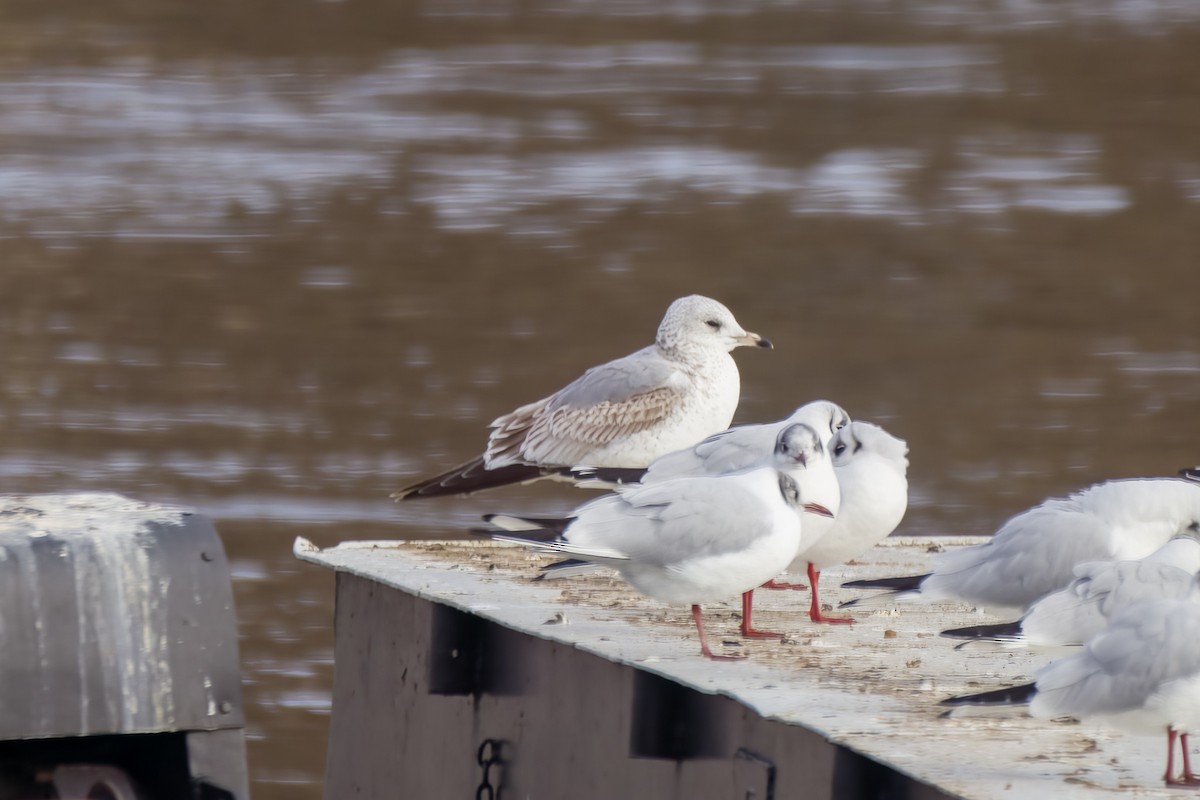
[841,478,1200,615]
[941,527,1200,648]
[478,424,835,660]
[504,411,847,638]
[392,295,772,500]
[940,594,1200,787]
[774,421,908,624]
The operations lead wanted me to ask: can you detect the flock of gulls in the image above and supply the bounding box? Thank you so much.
[393,294,1200,788]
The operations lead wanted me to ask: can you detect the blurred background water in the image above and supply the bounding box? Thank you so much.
[1,1,1198,796]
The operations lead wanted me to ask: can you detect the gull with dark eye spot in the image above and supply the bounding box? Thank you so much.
[474,424,834,661]
[392,294,771,500]
[770,421,909,624]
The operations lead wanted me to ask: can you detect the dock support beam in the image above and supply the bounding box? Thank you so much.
[322,572,953,799]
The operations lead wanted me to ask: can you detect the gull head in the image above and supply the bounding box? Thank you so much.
[786,400,851,445]
[774,422,824,470]
[831,421,909,471]
[656,295,772,356]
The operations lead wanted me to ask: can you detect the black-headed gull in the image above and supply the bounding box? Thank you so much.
[769,421,909,624]
[598,399,848,635]
[843,478,1200,615]
[478,424,834,660]
[941,527,1200,648]
[393,294,771,500]
[494,409,848,638]
[941,594,1200,787]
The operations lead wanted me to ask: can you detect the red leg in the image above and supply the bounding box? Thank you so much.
[807,564,856,625]
[692,604,744,661]
[1176,731,1200,785]
[1166,726,1178,785]
[739,590,786,640]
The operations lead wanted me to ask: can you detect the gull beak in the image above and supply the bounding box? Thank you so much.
[802,502,834,519]
[737,331,773,349]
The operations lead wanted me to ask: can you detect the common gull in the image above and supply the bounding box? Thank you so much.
[393,294,771,499]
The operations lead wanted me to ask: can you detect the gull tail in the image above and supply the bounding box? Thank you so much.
[939,682,1037,708]
[470,518,561,545]
[837,573,929,608]
[566,466,647,489]
[941,620,1023,641]
[485,513,572,536]
[392,458,554,500]
[471,517,628,564]
[1181,467,1200,483]
[534,558,606,581]
[841,573,929,591]
[392,460,641,500]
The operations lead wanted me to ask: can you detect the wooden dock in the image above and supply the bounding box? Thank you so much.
[297,534,1175,799]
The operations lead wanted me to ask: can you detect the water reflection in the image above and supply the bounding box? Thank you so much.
[1,3,1199,799]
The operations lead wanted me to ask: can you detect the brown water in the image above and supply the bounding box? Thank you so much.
[2,2,1199,797]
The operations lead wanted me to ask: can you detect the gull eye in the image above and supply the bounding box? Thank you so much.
[833,442,848,457]
[705,319,721,330]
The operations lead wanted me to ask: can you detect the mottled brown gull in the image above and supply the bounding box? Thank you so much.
[393,294,771,500]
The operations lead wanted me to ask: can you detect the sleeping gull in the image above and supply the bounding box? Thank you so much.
[842,478,1200,615]
[771,421,909,624]
[940,594,1200,787]
[941,526,1200,648]
[478,424,835,660]
[393,294,771,499]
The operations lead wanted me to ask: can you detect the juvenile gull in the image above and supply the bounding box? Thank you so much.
[942,527,1200,648]
[941,594,1200,787]
[772,421,909,624]
[842,478,1200,615]
[478,425,834,660]
[393,295,771,500]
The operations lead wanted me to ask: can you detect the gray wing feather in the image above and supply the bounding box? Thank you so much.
[1033,599,1200,717]
[925,501,1113,611]
[564,474,775,567]
[485,348,689,467]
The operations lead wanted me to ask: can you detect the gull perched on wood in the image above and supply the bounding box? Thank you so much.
[477,424,834,660]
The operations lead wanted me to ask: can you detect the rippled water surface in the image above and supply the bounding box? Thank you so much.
[2,2,1199,797]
